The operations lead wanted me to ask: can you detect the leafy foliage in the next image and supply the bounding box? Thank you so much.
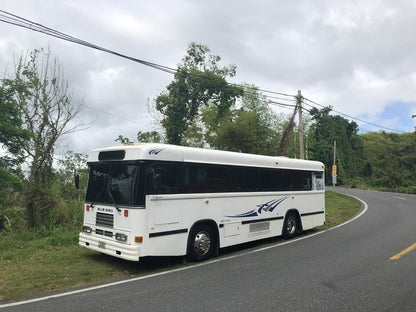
[0,84,32,163]
[0,79,32,231]
[115,135,133,144]
[137,131,162,143]
[307,106,416,193]
[359,132,416,193]
[155,42,243,145]
[309,107,363,183]
[2,48,86,229]
[201,85,282,155]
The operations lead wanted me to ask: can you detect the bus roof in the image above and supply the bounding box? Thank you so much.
[88,143,325,171]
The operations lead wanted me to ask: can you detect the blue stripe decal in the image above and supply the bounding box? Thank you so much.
[227,196,289,218]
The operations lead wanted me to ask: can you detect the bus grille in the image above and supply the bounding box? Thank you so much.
[95,229,114,237]
[96,212,114,228]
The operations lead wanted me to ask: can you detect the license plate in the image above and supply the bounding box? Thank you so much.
[98,241,106,249]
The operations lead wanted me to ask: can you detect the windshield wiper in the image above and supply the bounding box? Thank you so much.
[89,168,122,212]
[104,173,121,212]
[90,175,108,209]
[106,188,121,212]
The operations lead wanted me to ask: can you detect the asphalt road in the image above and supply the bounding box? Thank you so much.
[1,188,415,311]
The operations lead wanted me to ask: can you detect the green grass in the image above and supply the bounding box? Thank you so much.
[318,191,361,231]
[0,232,186,302]
[0,191,360,303]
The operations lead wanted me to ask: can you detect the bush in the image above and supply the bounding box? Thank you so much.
[0,205,27,234]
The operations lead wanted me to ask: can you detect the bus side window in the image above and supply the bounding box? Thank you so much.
[184,164,230,193]
[147,164,180,194]
[303,176,312,190]
[152,169,162,191]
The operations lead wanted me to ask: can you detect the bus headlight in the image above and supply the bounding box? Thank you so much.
[83,226,92,234]
[115,233,128,242]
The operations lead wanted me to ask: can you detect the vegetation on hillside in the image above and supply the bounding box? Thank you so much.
[359,131,416,193]
[0,48,87,234]
[1,43,415,239]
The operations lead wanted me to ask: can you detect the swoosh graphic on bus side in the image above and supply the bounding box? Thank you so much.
[226,196,289,218]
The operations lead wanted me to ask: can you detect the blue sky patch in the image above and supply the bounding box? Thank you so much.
[358,101,416,133]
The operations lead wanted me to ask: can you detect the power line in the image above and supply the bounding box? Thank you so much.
[253,88,294,98]
[0,10,408,135]
[0,10,177,74]
[268,100,297,109]
[303,97,406,133]
[85,105,151,127]
[0,10,300,117]
[268,100,312,113]
[266,94,296,102]
[0,10,296,100]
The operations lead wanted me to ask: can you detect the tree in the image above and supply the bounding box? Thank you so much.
[4,48,86,228]
[0,83,31,187]
[52,151,88,227]
[202,84,282,155]
[0,83,32,231]
[309,106,363,184]
[0,84,32,164]
[155,42,243,145]
[137,131,162,143]
[115,135,133,144]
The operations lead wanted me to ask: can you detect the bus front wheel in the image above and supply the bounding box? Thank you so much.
[187,225,216,262]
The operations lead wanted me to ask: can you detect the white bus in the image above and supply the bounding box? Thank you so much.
[79,143,325,261]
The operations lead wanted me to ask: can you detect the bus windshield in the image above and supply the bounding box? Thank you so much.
[86,164,139,206]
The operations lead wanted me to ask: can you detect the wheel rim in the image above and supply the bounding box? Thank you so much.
[193,231,211,256]
[286,215,297,235]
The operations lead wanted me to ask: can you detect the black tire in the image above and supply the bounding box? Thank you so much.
[282,212,300,239]
[187,224,216,262]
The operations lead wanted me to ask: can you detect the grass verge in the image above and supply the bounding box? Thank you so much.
[0,190,361,303]
[317,190,361,231]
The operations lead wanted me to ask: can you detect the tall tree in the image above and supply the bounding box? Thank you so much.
[202,84,282,155]
[0,82,32,230]
[5,48,86,228]
[309,106,363,183]
[137,131,162,143]
[155,42,243,145]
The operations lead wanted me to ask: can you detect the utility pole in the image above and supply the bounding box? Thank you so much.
[297,90,304,160]
[276,104,298,156]
[332,141,337,187]
[413,115,416,132]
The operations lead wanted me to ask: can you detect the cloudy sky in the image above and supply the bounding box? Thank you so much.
[1,0,416,155]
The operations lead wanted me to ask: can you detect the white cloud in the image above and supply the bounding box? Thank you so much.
[0,0,415,153]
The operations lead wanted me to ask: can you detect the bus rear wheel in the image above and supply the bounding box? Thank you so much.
[187,225,216,262]
[282,212,300,239]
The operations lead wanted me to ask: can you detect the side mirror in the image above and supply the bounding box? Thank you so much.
[75,175,80,189]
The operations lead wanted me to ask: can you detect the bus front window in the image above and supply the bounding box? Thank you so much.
[86,164,138,206]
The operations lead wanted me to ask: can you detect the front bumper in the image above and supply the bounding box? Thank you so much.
[79,233,140,261]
